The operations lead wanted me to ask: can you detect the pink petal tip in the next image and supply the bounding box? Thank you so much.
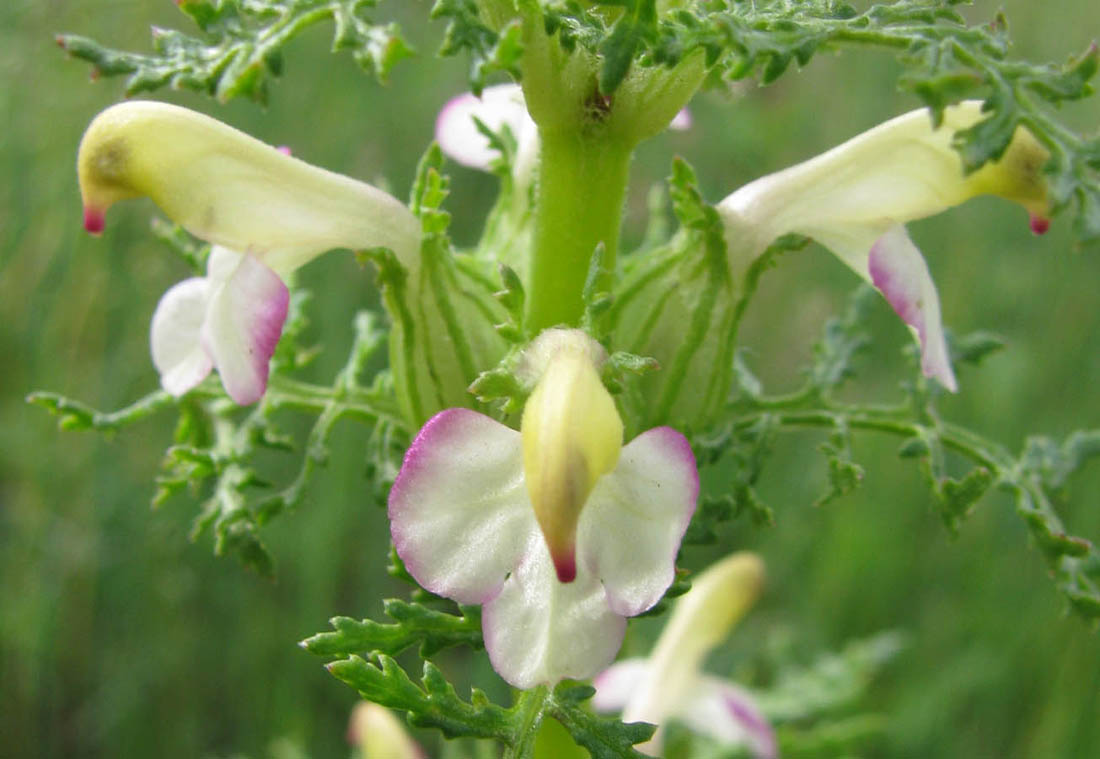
[1029,214,1050,236]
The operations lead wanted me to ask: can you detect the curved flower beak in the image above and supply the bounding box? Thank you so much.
[77,100,421,273]
[520,330,623,582]
[718,101,1050,390]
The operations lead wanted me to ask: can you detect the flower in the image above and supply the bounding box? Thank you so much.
[435,83,691,178]
[717,101,1050,392]
[347,701,423,759]
[593,552,774,758]
[388,329,698,688]
[77,100,421,403]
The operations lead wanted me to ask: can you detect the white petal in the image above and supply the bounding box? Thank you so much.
[435,84,535,171]
[482,538,625,688]
[868,225,957,391]
[200,253,289,405]
[150,277,214,396]
[678,677,777,759]
[205,245,244,282]
[578,427,699,616]
[388,409,535,604]
[591,658,651,712]
[669,108,692,131]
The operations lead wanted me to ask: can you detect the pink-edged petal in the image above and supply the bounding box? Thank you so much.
[200,253,289,405]
[388,409,535,605]
[578,427,699,616]
[482,537,625,689]
[679,677,777,759]
[591,658,651,712]
[669,108,692,131]
[435,84,532,171]
[868,224,957,392]
[150,277,214,396]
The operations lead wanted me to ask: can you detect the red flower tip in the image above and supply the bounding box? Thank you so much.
[1029,213,1050,236]
[83,207,105,235]
[552,550,577,584]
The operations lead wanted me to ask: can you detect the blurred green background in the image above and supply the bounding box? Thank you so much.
[2,1,1098,757]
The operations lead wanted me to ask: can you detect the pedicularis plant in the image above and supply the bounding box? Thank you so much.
[34,1,1100,756]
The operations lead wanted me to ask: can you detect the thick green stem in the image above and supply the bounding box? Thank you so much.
[505,685,550,759]
[527,131,633,330]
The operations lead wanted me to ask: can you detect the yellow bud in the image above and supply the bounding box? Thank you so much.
[520,330,623,582]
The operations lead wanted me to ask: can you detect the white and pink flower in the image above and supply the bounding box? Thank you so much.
[77,100,421,404]
[718,101,1050,392]
[388,329,698,688]
[594,552,775,758]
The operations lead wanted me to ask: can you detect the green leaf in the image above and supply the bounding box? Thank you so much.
[594,0,658,94]
[546,682,656,759]
[57,0,411,103]
[149,219,211,275]
[934,466,994,532]
[755,631,908,724]
[495,263,527,321]
[409,143,452,237]
[682,493,735,545]
[27,389,176,434]
[950,330,1005,367]
[327,656,515,740]
[431,0,523,95]
[815,426,865,508]
[808,285,874,396]
[301,600,482,659]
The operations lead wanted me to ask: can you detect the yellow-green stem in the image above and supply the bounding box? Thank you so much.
[526,130,633,330]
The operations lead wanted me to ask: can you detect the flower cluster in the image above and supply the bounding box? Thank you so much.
[76,77,1050,694]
